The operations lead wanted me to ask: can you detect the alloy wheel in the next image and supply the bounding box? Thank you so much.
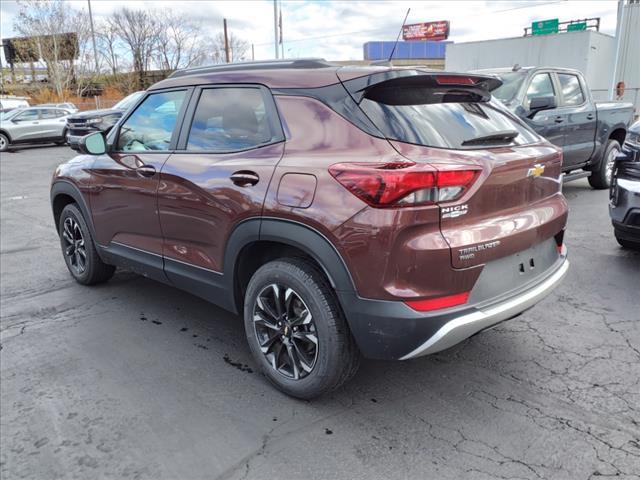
[62,217,87,275]
[605,146,620,185]
[253,284,318,380]
[0,135,7,150]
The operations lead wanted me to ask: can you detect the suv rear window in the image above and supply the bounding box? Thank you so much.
[359,79,539,149]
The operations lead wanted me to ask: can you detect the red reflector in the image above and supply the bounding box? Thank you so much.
[435,76,477,86]
[405,292,470,312]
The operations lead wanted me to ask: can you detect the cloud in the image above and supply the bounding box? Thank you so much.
[1,0,619,63]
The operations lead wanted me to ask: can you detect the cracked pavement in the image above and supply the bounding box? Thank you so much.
[1,146,639,480]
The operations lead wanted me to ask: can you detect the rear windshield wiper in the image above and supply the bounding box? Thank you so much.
[461,130,519,147]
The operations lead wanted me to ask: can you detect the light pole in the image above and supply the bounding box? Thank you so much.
[609,0,625,100]
[87,0,99,73]
[273,0,279,59]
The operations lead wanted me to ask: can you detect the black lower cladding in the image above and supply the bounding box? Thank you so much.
[340,241,565,361]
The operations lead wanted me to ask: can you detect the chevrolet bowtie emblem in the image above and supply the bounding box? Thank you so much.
[527,164,545,178]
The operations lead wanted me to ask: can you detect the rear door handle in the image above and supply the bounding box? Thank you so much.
[554,116,564,123]
[230,171,259,186]
[136,165,156,177]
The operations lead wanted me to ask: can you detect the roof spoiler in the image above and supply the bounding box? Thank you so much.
[340,70,503,102]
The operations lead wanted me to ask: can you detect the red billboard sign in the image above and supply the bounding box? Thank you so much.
[402,21,450,41]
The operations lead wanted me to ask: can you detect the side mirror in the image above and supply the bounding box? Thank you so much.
[528,96,557,118]
[79,131,107,155]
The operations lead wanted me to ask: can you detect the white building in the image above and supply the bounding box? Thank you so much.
[446,7,639,116]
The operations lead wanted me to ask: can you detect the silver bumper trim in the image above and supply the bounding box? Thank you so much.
[399,259,569,360]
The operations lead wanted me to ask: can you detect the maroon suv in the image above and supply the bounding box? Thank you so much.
[50,59,569,398]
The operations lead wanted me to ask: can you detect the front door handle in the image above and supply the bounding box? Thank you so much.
[586,113,595,120]
[554,116,564,123]
[136,165,156,177]
[230,171,259,186]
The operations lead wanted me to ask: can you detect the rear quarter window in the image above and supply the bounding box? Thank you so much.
[360,83,540,149]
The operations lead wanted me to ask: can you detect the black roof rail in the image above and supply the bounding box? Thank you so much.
[168,58,333,78]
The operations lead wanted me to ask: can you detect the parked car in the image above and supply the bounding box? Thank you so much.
[609,120,640,249]
[65,91,145,149]
[0,96,29,113]
[50,60,569,398]
[39,102,79,113]
[479,66,634,189]
[0,106,72,152]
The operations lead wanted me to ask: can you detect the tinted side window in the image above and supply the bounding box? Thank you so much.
[117,90,186,152]
[557,74,585,106]
[187,88,276,152]
[525,73,555,108]
[15,110,39,121]
[40,109,63,119]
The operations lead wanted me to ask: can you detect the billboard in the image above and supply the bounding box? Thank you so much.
[402,21,450,41]
[2,33,78,64]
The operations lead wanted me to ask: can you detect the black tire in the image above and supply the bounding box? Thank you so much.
[0,132,9,152]
[588,139,620,189]
[55,129,67,146]
[243,257,360,399]
[615,235,640,250]
[59,203,115,285]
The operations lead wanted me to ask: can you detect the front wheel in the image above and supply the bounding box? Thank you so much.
[59,204,115,285]
[588,139,620,189]
[0,133,9,152]
[243,258,360,399]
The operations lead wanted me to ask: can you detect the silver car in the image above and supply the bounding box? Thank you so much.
[0,107,72,152]
[39,102,79,113]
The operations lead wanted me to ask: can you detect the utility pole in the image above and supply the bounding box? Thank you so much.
[273,0,279,59]
[223,18,230,63]
[609,0,625,100]
[87,0,99,73]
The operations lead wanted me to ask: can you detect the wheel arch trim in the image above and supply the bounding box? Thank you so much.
[224,217,357,309]
[50,180,95,239]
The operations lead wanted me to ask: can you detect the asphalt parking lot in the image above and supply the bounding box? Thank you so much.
[1,145,639,480]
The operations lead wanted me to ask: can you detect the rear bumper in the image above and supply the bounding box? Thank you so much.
[339,247,568,360]
[399,259,568,359]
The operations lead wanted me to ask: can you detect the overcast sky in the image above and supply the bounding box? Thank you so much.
[0,0,620,64]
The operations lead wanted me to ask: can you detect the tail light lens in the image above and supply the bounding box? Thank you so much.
[329,162,479,207]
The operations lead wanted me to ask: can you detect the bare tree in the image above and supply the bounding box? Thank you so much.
[13,0,95,98]
[96,21,121,76]
[210,32,249,64]
[107,8,161,89]
[155,10,208,72]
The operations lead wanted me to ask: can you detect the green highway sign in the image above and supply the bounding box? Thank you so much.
[567,22,587,31]
[532,18,559,35]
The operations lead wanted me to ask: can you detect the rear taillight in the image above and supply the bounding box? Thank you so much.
[329,162,479,207]
[405,292,470,312]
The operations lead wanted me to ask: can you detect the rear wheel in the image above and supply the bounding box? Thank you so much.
[55,129,68,146]
[0,133,9,152]
[243,258,360,399]
[59,204,115,285]
[588,139,620,189]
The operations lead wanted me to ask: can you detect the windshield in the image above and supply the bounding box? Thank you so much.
[360,82,539,149]
[113,92,144,111]
[491,71,527,103]
[0,109,21,121]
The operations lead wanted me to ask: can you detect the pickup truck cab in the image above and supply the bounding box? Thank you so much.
[481,66,634,189]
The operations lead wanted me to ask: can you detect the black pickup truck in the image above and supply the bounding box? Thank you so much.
[481,66,634,189]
